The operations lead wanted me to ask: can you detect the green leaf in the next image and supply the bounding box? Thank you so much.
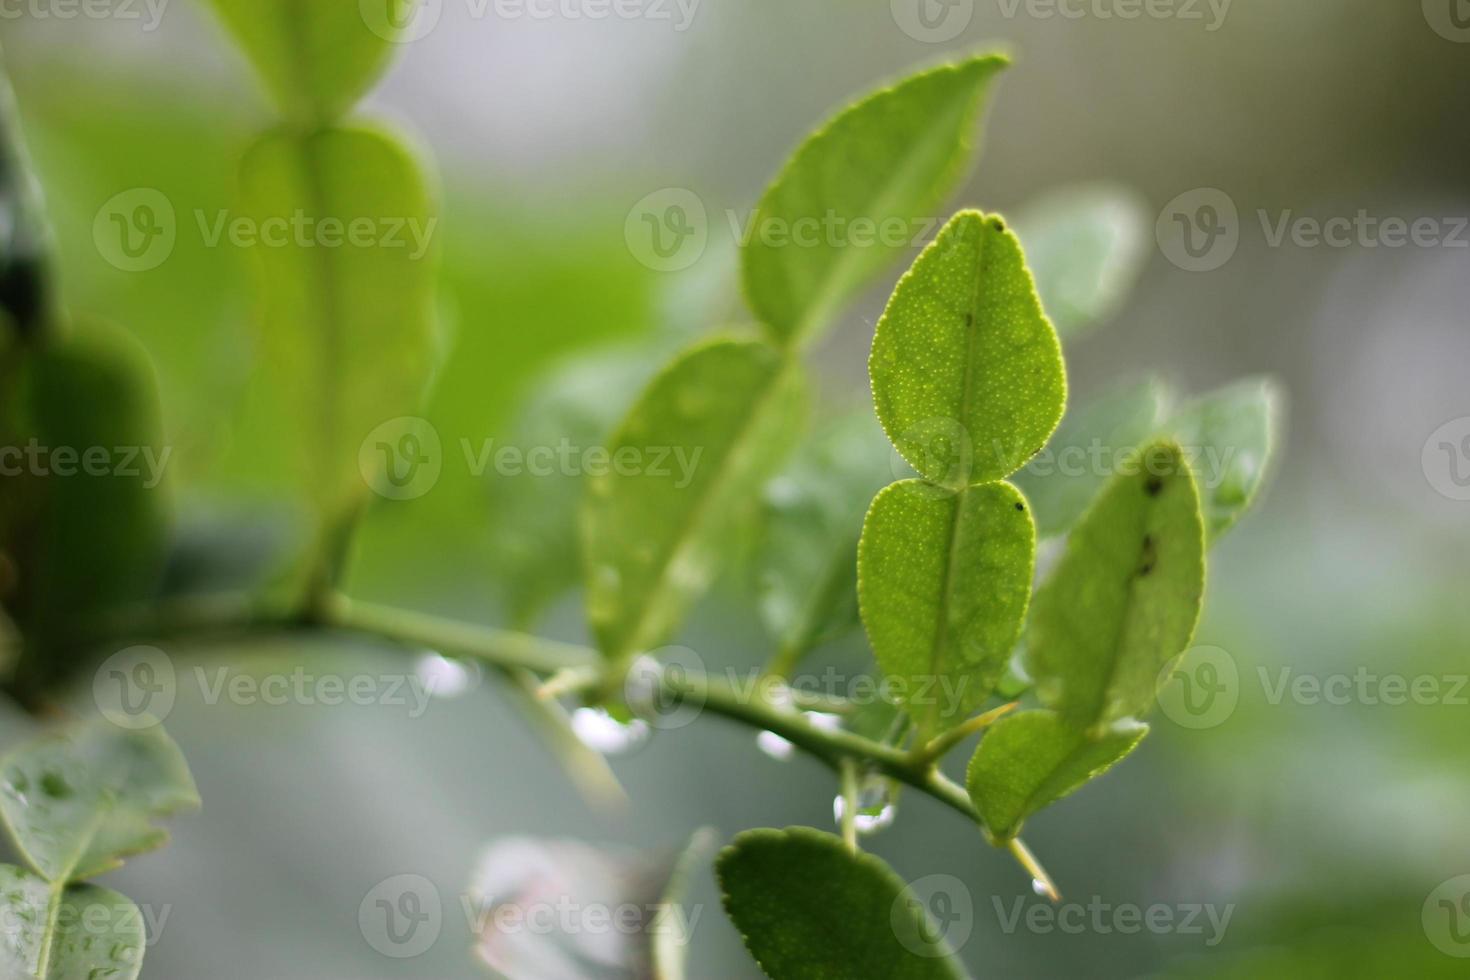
[1012,183,1150,339]
[1027,442,1206,730]
[237,123,440,521]
[584,337,805,665]
[0,721,199,883]
[965,709,1147,840]
[468,829,714,980]
[1012,378,1171,539]
[870,210,1066,486]
[1,323,168,696]
[0,865,146,980]
[858,480,1035,738]
[756,413,891,669]
[1165,377,1281,540]
[743,54,1008,348]
[717,827,965,980]
[203,0,411,122]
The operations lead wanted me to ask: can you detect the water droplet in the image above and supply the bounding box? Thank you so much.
[415,652,478,700]
[1031,878,1050,897]
[756,731,794,761]
[833,773,898,836]
[570,707,649,755]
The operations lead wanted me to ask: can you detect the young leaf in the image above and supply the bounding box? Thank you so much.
[965,709,1147,841]
[583,337,805,666]
[717,827,965,980]
[870,210,1066,487]
[743,54,1008,348]
[1012,183,1150,339]
[238,124,440,522]
[756,412,891,671]
[1027,442,1206,730]
[0,865,145,980]
[204,0,411,122]
[858,480,1035,739]
[1012,378,1171,539]
[1,323,168,698]
[0,721,200,883]
[1165,377,1281,540]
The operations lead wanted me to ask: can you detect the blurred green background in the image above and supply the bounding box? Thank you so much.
[2,0,1468,976]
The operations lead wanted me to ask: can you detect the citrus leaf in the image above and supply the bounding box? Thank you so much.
[1,323,168,697]
[743,54,1008,348]
[717,827,966,980]
[965,709,1147,840]
[237,123,440,522]
[1012,183,1150,339]
[583,337,805,665]
[1027,442,1206,730]
[203,0,411,122]
[1012,378,1171,539]
[0,721,199,884]
[0,865,146,980]
[870,210,1066,487]
[1165,377,1282,540]
[858,480,1035,738]
[756,413,891,669]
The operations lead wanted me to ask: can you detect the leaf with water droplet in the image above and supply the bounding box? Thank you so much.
[1164,377,1281,541]
[870,210,1067,486]
[1012,183,1150,339]
[965,709,1147,840]
[582,337,806,667]
[1012,378,1171,539]
[743,54,1009,348]
[858,480,1035,739]
[0,721,199,884]
[717,827,965,979]
[0,864,146,980]
[1027,441,1206,730]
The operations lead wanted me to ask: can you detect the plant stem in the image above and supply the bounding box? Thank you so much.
[839,757,859,854]
[913,701,1019,767]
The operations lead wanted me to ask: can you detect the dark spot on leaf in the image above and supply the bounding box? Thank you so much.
[1138,534,1157,576]
[40,770,70,798]
[1014,502,1025,512]
[962,312,972,327]
[1145,476,1163,497]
